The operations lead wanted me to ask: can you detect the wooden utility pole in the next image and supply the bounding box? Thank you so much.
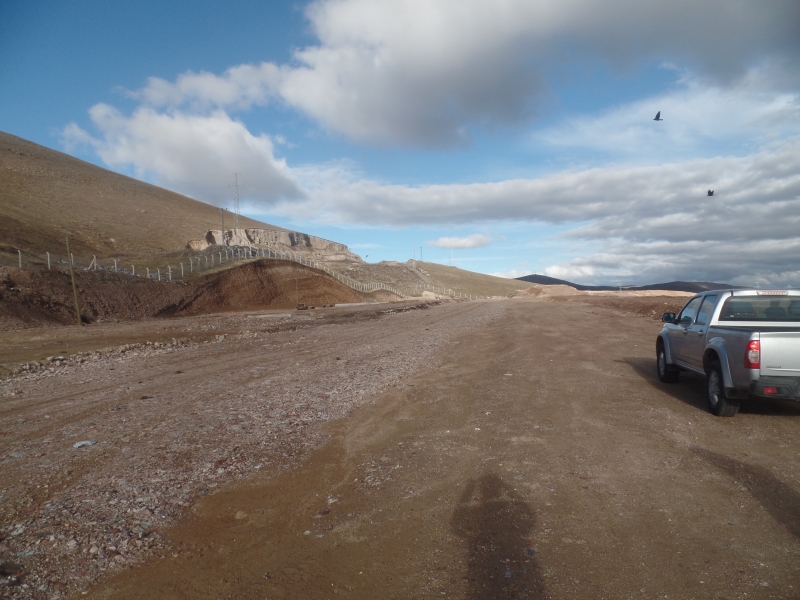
[66,238,82,326]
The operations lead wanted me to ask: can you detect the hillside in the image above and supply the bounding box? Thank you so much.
[0,132,535,302]
[0,132,279,266]
[515,274,739,293]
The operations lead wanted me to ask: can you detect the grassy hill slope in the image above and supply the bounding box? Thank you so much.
[416,261,532,297]
[0,132,280,266]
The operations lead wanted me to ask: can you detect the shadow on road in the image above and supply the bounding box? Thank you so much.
[622,357,800,417]
[691,447,800,539]
[622,356,707,412]
[451,472,546,599]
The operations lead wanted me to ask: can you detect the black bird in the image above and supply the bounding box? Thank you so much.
[654,111,663,121]
[707,190,715,196]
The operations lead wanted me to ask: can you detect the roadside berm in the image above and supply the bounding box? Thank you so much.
[0,260,365,330]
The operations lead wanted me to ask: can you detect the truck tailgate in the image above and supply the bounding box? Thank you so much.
[760,332,800,376]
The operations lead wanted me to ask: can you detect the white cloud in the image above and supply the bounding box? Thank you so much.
[490,268,533,279]
[128,63,281,111]
[427,234,491,249]
[276,137,800,285]
[62,105,301,205]
[542,237,800,287]
[280,138,800,232]
[543,264,596,281]
[127,0,800,147]
[535,67,800,161]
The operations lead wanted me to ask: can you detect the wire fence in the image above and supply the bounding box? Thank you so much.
[7,245,485,300]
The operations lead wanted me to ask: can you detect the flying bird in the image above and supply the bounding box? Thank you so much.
[654,111,663,121]
[707,190,715,196]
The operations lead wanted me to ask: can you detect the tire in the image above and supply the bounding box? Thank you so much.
[706,360,740,417]
[657,344,679,383]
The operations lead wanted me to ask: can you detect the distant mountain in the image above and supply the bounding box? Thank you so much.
[515,274,740,293]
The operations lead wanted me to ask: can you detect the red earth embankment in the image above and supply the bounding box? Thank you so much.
[0,260,364,329]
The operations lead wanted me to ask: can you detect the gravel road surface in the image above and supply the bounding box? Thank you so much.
[2,297,799,599]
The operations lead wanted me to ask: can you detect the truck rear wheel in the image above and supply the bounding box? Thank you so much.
[657,344,679,383]
[706,360,739,417]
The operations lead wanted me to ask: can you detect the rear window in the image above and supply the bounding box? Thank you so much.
[719,296,800,321]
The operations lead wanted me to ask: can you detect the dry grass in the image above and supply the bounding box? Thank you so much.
[0,132,280,267]
[413,261,533,297]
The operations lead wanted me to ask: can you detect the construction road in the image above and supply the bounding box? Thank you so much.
[2,297,799,599]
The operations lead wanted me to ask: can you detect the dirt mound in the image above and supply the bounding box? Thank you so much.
[174,260,361,314]
[0,260,363,329]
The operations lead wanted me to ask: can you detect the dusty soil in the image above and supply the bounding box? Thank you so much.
[0,261,365,333]
[2,296,799,599]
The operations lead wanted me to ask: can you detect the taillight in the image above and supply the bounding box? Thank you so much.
[744,340,760,369]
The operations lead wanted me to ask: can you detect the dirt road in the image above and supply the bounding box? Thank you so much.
[2,297,800,599]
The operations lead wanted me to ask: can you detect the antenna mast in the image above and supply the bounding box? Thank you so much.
[233,173,240,230]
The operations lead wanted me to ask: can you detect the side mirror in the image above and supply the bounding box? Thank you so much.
[662,312,676,323]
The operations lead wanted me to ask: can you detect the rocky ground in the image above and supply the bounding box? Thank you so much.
[1,295,798,600]
[0,299,493,598]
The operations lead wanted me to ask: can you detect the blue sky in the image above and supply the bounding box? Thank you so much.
[2,0,800,286]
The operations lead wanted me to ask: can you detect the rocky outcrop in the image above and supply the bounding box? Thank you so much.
[188,229,362,262]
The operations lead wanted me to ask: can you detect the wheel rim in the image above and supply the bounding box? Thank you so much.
[708,371,721,407]
[658,350,666,376]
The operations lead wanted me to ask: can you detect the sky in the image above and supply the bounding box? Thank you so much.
[2,0,800,286]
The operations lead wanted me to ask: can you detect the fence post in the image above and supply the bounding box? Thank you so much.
[65,238,82,325]
[147,268,150,278]
[93,255,97,271]
[168,266,172,281]
[47,252,51,269]
[219,252,222,264]
[181,263,184,277]
[132,265,135,276]
[17,249,21,269]
[113,259,117,272]
[157,268,161,281]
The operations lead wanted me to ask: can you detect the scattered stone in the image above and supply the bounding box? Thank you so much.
[73,441,97,449]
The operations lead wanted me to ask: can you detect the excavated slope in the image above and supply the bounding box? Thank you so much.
[0,260,362,329]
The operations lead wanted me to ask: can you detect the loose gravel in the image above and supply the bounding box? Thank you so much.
[0,300,504,598]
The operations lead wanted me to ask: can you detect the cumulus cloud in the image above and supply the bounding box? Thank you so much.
[535,67,800,161]
[128,63,281,111]
[427,234,491,249]
[542,238,800,288]
[62,105,301,205]
[490,268,534,279]
[273,137,800,285]
[128,0,800,146]
[280,138,800,230]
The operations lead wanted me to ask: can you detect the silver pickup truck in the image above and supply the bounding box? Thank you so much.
[656,289,800,416]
